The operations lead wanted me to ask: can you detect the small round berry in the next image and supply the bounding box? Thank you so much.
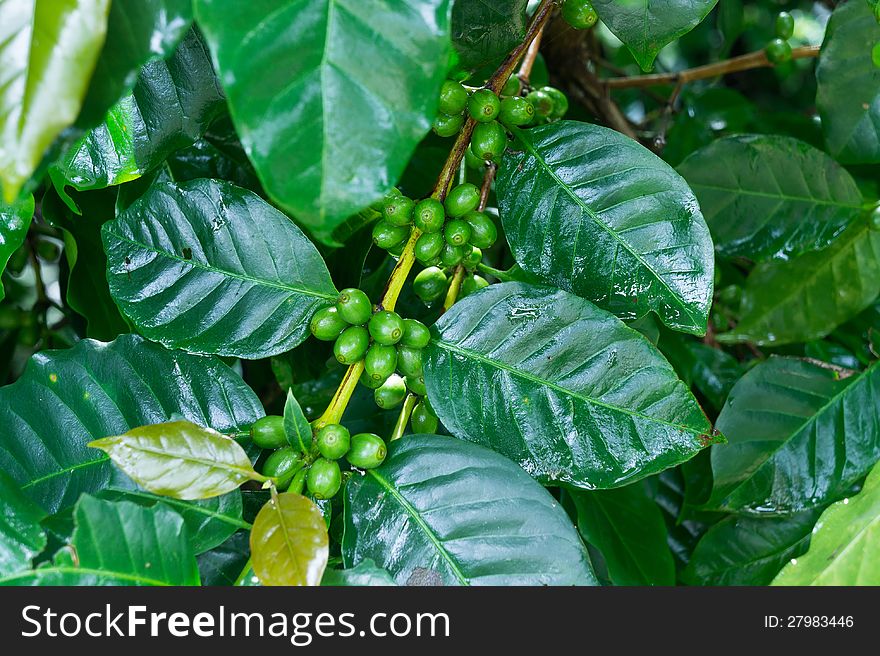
[541,86,569,120]
[372,221,410,250]
[397,346,423,378]
[413,267,448,302]
[440,243,465,267]
[405,374,427,396]
[401,319,430,349]
[775,11,794,41]
[250,415,287,450]
[316,424,350,460]
[415,231,445,264]
[346,433,387,469]
[382,195,414,226]
[460,274,489,298]
[501,74,521,97]
[334,325,370,364]
[413,198,446,233]
[310,306,348,341]
[262,446,303,483]
[438,79,469,115]
[445,183,480,218]
[369,310,405,345]
[464,147,485,169]
[336,288,372,325]
[470,120,507,161]
[307,458,342,499]
[433,112,465,138]
[468,88,501,122]
[374,374,407,409]
[526,89,554,118]
[464,211,498,249]
[499,96,535,126]
[463,246,482,269]
[444,219,473,247]
[364,343,398,383]
[359,368,385,389]
[410,401,439,434]
[387,241,406,257]
[765,38,792,64]
[562,0,599,30]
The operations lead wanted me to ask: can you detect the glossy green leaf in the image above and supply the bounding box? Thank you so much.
[77,0,193,129]
[322,560,397,586]
[451,0,527,71]
[0,470,46,577]
[708,357,880,515]
[678,135,864,261]
[773,462,880,585]
[51,29,226,194]
[90,420,264,500]
[1,495,199,585]
[683,510,821,586]
[816,1,880,164]
[719,223,880,346]
[197,531,250,585]
[570,483,675,586]
[0,194,34,301]
[498,121,714,335]
[344,435,597,586]
[284,390,313,454]
[250,492,328,586]
[659,332,743,413]
[0,334,263,513]
[195,0,452,232]
[0,0,110,201]
[103,179,337,358]
[424,283,715,490]
[591,0,718,71]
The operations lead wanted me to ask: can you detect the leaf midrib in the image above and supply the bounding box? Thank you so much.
[689,181,863,209]
[111,441,258,481]
[0,566,172,586]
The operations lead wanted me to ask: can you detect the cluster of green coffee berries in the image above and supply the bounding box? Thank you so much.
[561,0,598,30]
[249,416,387,500]
[765,12,795,64]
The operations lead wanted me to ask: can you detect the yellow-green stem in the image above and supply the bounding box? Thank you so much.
[313,360,365,429]
[442,265,466,313]
[391,394,418,442]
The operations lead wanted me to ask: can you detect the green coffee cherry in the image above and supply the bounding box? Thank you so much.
[334,326,370,364]
[440,243,465,267]
[372,221,410,250]
[36,240,60,261]
[470,120,507,162]
[401,319,430,349]
[262,447,303,482]
[413,198,446,233]
[765,38,792,64]
[288,467,308,495]
[499,96,535,126]
[438,79,469,115]
[527,89,554,118]
[542,86,569,120]
[365,343,398,383]
[775,11,794,40]
[374,374,407,409]
[369,310,405,345]
[468,88,501,122]
[562,0,599,30]
[250,415,287,450]
[307,458,342,499]
[501,74,521,97]
[346,433,387,469]
[382,195,414,226]
[410,401,439,434]
[413,267,448,302]
[405,374,427,396]
[415,231,445,264]
[464,211,498,249]
[433,112,464,138]
[445,183,480,218]
[310,306,348,341]
[397,346,423,378]
[360,368,385,389]
[460,274,489,298]
[336,288,372,325]
[464,147,485,169]
[316,424,350,460]
[444,219,473,247]
[463,246,482,269]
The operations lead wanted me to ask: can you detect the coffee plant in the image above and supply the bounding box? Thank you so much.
[1,0,879,587]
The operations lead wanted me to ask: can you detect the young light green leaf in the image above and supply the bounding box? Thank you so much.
[678,135,864,261]
[284,390,313,454]
[0,471,46,577]
[103,179,337,359]
[250,492,328,586]
[708,357,880,515]
[195,0,453,233]
[0,193,34,301]
[591,0,719,71]
[451,0,527,71]
[772,462,880,585]
[498,121,714,335]
[423,283,716,490]
[89,420,264,500]
[0,0,110,201]
[344,435,598,586]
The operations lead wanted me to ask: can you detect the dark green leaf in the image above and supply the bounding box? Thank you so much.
[197,531,250,585]
[423,283,715,489]
[0,0,110,200]
[678,135,864,261]
[708,356,880,515]
[344,435,597,586]
[451,0,527,71]
[103,179,337,358]
[0,334,263,513]
[0,470,46,577]
[498,121,714,335]
[195,0,453,231]
[0,194,34,301]
[659,332,744,413]
[284,390,313,454]
[592,0,719,71]
[322,559,397,586]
